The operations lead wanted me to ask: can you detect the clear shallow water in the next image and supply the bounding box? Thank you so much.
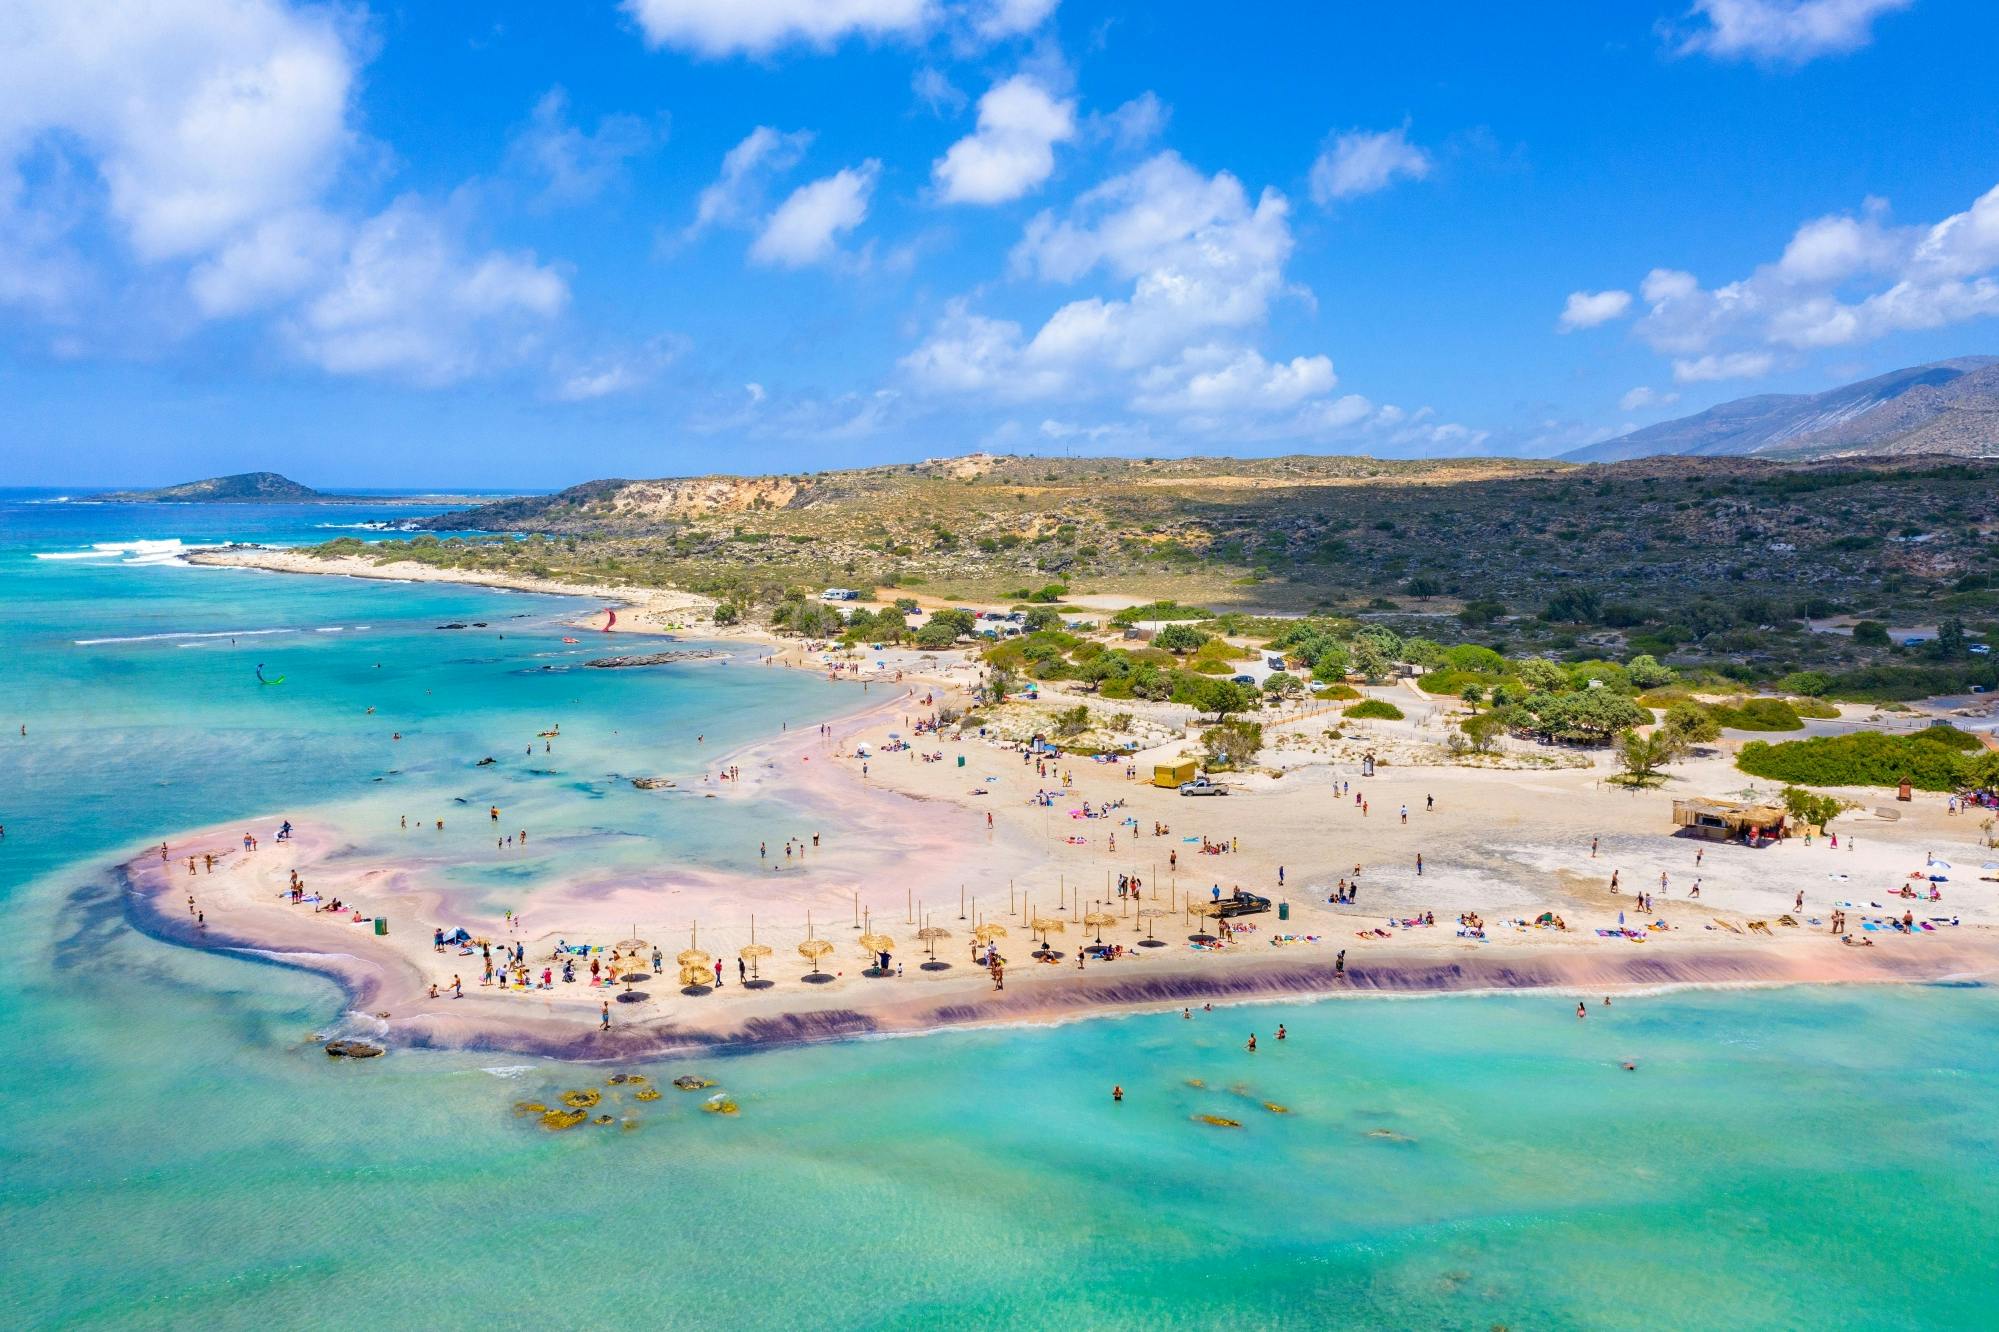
[2,493,1996,1329]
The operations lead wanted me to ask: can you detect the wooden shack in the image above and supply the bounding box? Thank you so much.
[1153,758,1198,789]
[1672,797,1787,842]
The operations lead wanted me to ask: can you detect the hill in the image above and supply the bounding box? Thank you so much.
[104,472,324,502]
[297,450,1999,689]
[1568,357,1999,463]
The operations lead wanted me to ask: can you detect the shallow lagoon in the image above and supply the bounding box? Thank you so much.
[3,494,1995,1329]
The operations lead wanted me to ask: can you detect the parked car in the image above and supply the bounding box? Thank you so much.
[1178,776,1229,797]
[1210,889,1271,918]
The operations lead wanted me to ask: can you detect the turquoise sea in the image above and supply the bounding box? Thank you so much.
[2,491,1996,1330]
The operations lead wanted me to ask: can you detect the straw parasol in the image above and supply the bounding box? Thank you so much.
[738,915,774,988]
[678,962,713,993]
[676,920,710,970]
[1082,910,1117,944]
[916,923,952,971]
[799,911,834,982]
[971,922,1008,942]
[1135,905,1171,947]
[1187,900,1222,944]
[1028,914,1065,957]
[858,931,895,977]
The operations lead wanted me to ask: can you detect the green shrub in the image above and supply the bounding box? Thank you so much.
[1345,699,1405,721]
[1737,731,1989,791]
[1707,697,1804,731]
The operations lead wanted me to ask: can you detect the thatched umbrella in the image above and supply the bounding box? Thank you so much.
[1029,914,1065,958]
[738,914,773,987]
[677,962,713,994]
[971,922,1008,942]
[798,910,834,983]
[1082,910,1117,944]
[858,931,895,977]
[1187,900,1222,944]
[676,920,710,970]
[1135,905,1172,948]
[916,922,952,971]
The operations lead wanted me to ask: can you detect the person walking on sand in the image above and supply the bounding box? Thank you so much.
[1591,836,1599,858]
[1416,853,1423,877]
[601,1001,610,1030]
[452,974,462,997]
[714,958,724,987]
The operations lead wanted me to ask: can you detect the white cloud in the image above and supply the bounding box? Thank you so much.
[551,335,687,401]
[506,89,659,207]
[1673,351,1776,383]
[1100,92,1169,151]
[687,127,813,238]
[1617,184,1999,377]
[969,0,1059,39]
[750,162,880,267]
[0,0,572,386]
[1557,289,1633,331]
[911,67,968,116]
[1618,385,1681,412]
[0,0,354,261]
[621,0,933,57]
[932,76,1075,205]
[1132,346,1337,416]
[288,199,568,386]
[1675,0,1912,63]
[1308,126,1432,205]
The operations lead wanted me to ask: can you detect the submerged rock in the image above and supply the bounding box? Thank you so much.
[1195,1114,1241,1128]
[701,1096,740,1116]
[586,649,724,669]
[540,1108,588,1131]
[634,1088,662,1102]
[560,1088,602,1109]
[631,777,675,790]
[672,1075,715,1091]
[324,1039,384,1058]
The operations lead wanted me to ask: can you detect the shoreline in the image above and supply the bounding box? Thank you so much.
[143,544,1999,1064]
[118,845,1999,1062]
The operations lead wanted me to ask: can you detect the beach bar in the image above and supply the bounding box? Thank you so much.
[1672,797,1787,843]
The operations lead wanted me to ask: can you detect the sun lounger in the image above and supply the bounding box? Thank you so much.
[1712,918,1742,934]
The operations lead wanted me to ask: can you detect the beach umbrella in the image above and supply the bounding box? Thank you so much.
[1187,901,1221,944]
[1082,910,1117,943]
[916,923,953,972]
[1028,915,1065,957]
[798,910,835,983]
[738,914,773,986]
[678,962,713,993]
[676,920,710,969]
[858,931,895,975]
[1136,905,1171,947]
[971,922,1008,942]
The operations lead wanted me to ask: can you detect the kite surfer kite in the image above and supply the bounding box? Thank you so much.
[255,663,285,686]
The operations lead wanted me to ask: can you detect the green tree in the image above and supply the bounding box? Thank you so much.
[1022,606,1063,632]
[1852,620,1890,647]
[1191,677,1257,718]
[1459,710,1506,753]
[1626,654,1676,689]
[1781,785,1850,831]
[1052,704,1091,737]
[1460,683,1485,706]
[1261,670,1303,698]
[1936,616,1967,658]
[1515,657,1567,692]
[711,601,741,626]
[1155,623,1209,653]
[1660,701,1721,748]
[914,618,959,648]
[1201,718,1264,768]
[1613,728,1680,785]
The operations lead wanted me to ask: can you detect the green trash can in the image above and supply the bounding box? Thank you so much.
[1277,902,1289,921]
[957,755,965,768]
[373,917,388,936]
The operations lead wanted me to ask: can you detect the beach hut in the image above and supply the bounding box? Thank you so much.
[1153,758,1198,789]
[1672,797,1787,843]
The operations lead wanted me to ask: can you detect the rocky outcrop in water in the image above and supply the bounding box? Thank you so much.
[585,650,725,669]
[325,1039,384,1058]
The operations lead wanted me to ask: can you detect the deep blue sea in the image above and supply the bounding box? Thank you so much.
[2,490,1995,1329]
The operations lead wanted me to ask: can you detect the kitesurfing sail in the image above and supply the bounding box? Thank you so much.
[255,663,286,686]
[603,609,617,631]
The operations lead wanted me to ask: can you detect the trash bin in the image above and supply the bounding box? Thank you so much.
[373,917,388,936]
[1278,902,1289,921]
[957,755,965,768]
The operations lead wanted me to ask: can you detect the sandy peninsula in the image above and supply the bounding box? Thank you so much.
[124,567,1999,1059]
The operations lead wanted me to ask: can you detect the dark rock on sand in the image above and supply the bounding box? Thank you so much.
[585,650,725,669]
[325,1039,384,1058]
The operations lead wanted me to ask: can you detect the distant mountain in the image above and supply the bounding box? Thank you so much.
[1567,356,1999,463]
[104,471,324,502]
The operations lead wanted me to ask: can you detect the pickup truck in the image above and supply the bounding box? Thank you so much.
[1178,776,1229,796]
[1210,890,1271,918]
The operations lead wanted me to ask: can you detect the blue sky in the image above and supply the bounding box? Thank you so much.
[4,0,1997,487]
